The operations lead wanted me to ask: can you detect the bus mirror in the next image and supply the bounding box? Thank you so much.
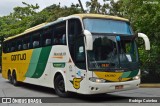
[138,33,150,50]
[83,30,93,50]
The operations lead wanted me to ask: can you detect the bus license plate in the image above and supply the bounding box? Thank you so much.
[115,85,123,90]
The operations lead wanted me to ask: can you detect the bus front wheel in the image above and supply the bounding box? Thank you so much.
[54,75,68,97]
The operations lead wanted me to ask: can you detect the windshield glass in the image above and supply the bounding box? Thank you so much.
[83,18,133,35]
[87,35,139,71]
[88,36,117,69]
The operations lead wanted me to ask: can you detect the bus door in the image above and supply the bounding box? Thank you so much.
[67,19,86,91]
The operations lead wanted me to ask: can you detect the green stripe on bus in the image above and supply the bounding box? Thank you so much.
[121,71,132,78]
[127,70,139,78]
[31,46,52,78]
[25,48,42,77]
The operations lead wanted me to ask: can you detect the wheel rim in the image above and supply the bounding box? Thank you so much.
[8,74,12,82]
[57,79,65,93]
[13,77,16,84]
[12,73,16,84]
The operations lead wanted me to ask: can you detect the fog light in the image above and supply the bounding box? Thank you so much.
[133,75,140,80]
[89,77,106,83]
[96,79,101,83]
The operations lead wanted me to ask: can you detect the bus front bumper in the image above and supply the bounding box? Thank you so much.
[85,79,140,94]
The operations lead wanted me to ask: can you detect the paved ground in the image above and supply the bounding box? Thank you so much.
[0,74,159,106]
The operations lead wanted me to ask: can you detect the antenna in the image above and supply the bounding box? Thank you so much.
[78,0,85,13]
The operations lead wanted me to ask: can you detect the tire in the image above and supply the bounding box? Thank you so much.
[8,71,12,83]
[12,71,19,86]
[54,75,69,97]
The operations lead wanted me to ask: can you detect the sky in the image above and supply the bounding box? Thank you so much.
[0,0,103,16]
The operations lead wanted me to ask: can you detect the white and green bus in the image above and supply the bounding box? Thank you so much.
[2,14,150,97]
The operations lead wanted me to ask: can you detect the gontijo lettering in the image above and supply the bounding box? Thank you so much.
[11,53,26,61]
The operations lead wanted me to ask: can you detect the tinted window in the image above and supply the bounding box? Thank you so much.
[42,27,53,46]
[53,22,66,45]
[32,33,41,48]
[17,38,23,51]
[22,36,30,50]
[68,19,85,69]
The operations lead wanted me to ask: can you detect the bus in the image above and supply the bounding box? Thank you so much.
[1,14,150,97]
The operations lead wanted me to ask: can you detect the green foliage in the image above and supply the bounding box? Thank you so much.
[44,4,81,22]
[118,0,160,77]
[0,2,81,38]
[0,2,40,37]
[86,0,110,14]
[12,2,39,20]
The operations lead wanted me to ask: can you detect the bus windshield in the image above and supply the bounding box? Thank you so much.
[87,35,139,71]
[83,18,133,35]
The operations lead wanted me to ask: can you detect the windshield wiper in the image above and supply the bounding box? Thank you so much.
[108,48,116,67]
[88,54,99,68]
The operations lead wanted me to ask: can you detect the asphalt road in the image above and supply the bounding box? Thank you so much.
[0,74,160,106]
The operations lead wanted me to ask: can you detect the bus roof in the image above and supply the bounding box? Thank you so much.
[73,14,129,22]
[4,14,129,42]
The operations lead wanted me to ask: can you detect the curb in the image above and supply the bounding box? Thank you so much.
[140,84,160,88]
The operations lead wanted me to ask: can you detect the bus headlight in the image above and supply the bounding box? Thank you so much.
[133,75,140,80]
[89,77,106,83]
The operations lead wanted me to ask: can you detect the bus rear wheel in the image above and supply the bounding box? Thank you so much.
[12,71,19,86]
[54,75,68,97]
[8,71,12,83]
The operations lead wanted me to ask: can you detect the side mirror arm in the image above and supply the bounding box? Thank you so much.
[138,33,150,50]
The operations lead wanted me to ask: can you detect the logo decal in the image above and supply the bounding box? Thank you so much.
[53,63,65,68]
[70,78,82,89]
[52,52,66,59]
[105,74,116,77]
[11,53,26,61]
[77,71,81,77]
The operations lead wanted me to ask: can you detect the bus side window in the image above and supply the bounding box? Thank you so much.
[23,37,30,50]
[17,39,23,51]
[7,43,10,52]
[18,45,22,50]
[45,39,51,46]
[3,42,7,53]
[23,44,28,50]
[3,42,10,53]
[42,27,53,46]
[32,32,41,48]
[10,41,16,52]
[53,22,66,45]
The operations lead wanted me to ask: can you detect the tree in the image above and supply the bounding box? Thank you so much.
[86,0,110,14]
[0,2,40,37]
[116,0,160,75]
[11,2,39,20]
[43,4,81,22]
